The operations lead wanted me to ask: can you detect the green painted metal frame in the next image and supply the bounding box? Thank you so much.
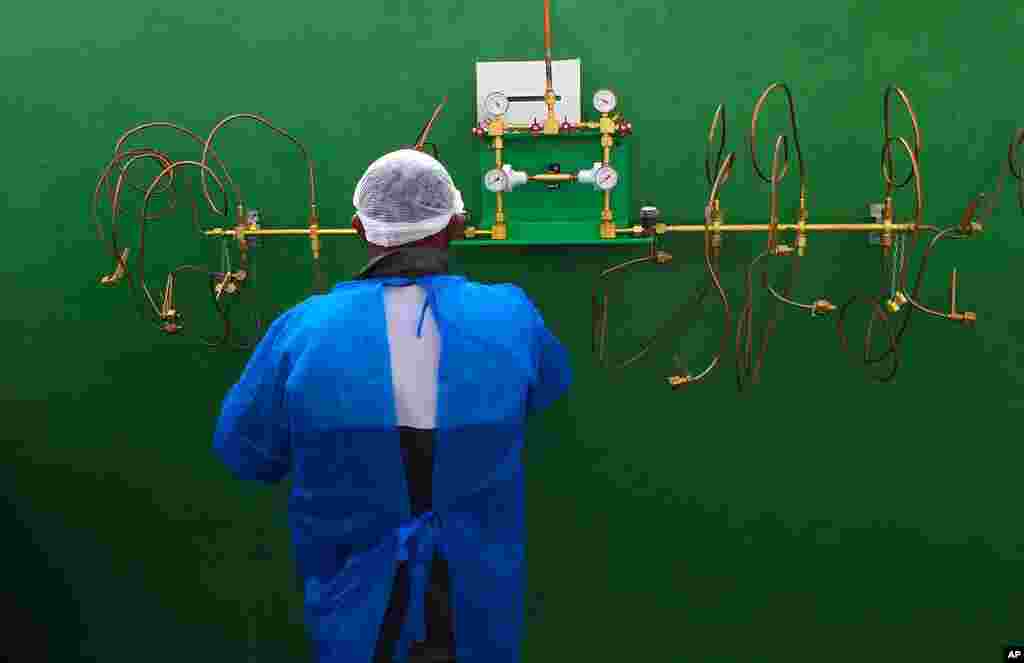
[453,131,648,246]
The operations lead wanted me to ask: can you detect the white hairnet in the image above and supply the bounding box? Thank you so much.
[353,149,464,247]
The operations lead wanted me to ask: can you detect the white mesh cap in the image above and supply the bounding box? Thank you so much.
[353,149,463,247]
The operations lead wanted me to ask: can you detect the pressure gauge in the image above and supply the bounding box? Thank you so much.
[484,168,509,193]
[594,165,619,191]
[593,89,618,114]
[484,91,510,117]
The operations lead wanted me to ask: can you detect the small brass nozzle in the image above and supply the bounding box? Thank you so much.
[667,375,692,388]
[812,299,836,315]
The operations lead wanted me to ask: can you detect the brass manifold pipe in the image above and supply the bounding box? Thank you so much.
[615,222,917,236]
[204,226,498,240]
[529,173,577,183]
[205,227,358,237]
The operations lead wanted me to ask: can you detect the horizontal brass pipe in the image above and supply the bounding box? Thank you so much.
[529,173,577,182]
[661,222,916,233]
[204,227,358,237]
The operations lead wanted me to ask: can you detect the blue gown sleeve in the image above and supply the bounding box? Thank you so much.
[213,312,296,484]
[525,298,573,415]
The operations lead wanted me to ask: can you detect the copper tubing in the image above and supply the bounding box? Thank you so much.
[670,154,735,387]
[415,97,447,152]
[705,104,727,188]
[205,227,358,237]
[663,223,916,233]
[1010,128,1024,213]
[100,151,211,320]
[592,241,705,370]
[543,0,553,94]
[200,113,318,213]
[768,135,788,252]
[138,160,231,325]
[836,294,902,382]
[113,122,239,216]
[880,136,923,222]
[735,249,771,391]
[882,85,922,190]
[749,82,807,199]
[162,264,234,347]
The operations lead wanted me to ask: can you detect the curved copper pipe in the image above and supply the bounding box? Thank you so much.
[768,134,788,252]
[749,82,807,198]
[201,113,317,213]
[735,249,771,392]
[670,154,735,388]
[882,85,922,190]
[1010,128,1024,213]
[836,294,902,382]
[102,151,191,318]
[138,160,231,323]
[113,121,239,216]
[880,136,924,221]
[415,97,448,152]
[705,104,727,188]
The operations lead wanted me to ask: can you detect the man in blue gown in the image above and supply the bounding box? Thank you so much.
[213,149,572,662]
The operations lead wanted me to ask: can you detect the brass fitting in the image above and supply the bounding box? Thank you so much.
[599,115,616,135]
[811,299,836,315]
[100,248,129,286]
[309,205,321,260]
[235,204,249,253]
[487,116,506,137]
[159,273,182,334]
[491,210,507,240]
[949,311,977,325]
[880,196,894,256]
[655,250,673,264]
[667,375,692,388]
[655,222,667,235]
[794,197,809,256]
[885,291,907,313]
[773,244,794,256]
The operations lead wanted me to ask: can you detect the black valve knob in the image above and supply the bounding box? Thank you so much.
[639,205,660,228]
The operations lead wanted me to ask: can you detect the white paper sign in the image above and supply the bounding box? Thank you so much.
[476,59,582,125]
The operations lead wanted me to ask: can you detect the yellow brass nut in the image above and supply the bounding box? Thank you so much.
[655,250,673,264]
[491,224,507,241]
[812,300,836,314]
[655,223,667,235]
[487,116,506,137]
[667,375,692,387]
[599,116,616,134]
[963,311,977,325]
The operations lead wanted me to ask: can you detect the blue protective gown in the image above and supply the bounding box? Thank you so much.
[213,273,572,663]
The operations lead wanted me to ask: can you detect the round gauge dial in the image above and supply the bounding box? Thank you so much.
[484,168,509,193]
[484,91,510,117]
[593,89,618,114]
[594,165,619,191]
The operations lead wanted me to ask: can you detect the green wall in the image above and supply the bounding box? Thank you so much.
[3,1,1022,661]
